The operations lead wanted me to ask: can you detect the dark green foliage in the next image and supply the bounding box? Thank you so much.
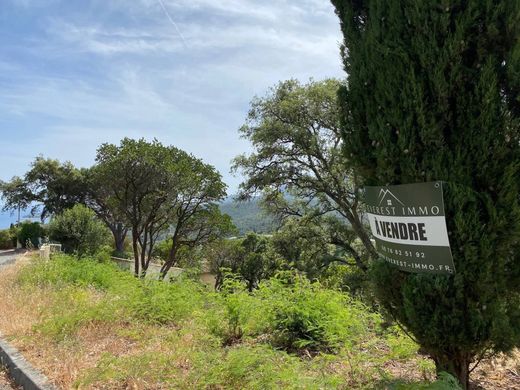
[233,79,378,271]
[332,0,520,387]
[208,234,282,291]
[92,138,231,278]
[270,215,368,281]
[0,156,129,253]
[207,220,370,295]
[17,221,44,248]
[151,237,172,262]
[257,274,371,353]
[0,230,13,249]
[0,227,17,249]
[48,204,111,257]
[0,157,86,219]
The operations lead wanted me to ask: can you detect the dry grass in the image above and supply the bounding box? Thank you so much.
[0,258,43,337]
[0,256,518,389]
[11,257,195,389]
[14,322,142,389]
[0,259,142,388]
[472,350,520,389]
[0,257,195,389]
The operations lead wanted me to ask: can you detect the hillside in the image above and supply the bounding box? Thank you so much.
[219,198,277,235]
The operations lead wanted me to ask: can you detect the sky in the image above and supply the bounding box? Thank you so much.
[0,0,345,194]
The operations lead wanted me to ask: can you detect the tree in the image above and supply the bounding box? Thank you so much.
[331,1,520,387]
[48,204,111,257]
[92,138,232,278]
[207,234,282,291]
[0,229,16,250]
[206,239,244,289]
[0,157,86,220]
[92,138,182,277]
[232,79,376,271]
[83,168,129,255]
[270,215,363,281]
[17,221,44,248]
[158,156,232,278]
[0,157,129,254]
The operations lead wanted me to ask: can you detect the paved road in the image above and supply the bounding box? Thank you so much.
[0,250,20,268]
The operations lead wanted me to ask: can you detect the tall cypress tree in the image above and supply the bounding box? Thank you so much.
[331,0,520,388]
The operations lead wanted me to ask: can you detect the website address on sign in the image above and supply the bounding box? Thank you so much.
[380,254,454,273]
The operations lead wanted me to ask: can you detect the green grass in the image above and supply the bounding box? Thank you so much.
[13,254,460,389]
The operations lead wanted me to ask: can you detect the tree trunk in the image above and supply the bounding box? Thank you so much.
[139,228,148,279]
[113,223,127,254]
[350,214,378,262]
[159,243,178,280]
[432,353,471,389]
[131,227,140,277]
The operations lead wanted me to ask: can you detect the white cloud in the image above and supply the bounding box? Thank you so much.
[0,0,344,192]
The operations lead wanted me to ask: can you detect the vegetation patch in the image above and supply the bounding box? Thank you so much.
[0,254,475,389]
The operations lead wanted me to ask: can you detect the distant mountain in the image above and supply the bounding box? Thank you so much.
[219,198,277,235]
[0,200,276,235]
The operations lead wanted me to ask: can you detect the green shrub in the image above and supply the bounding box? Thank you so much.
[48,205,110,257]
[151,237,172,262]
[205,276,268,345]
[256,274,377,353]
[13,254,461,389]
[0,229,15,249]
[128,278,205,325]
[17,254,132,290]
[202,345,317,389]
[18,255,207,338]
[17,221,44,248]
[35,287,121,340]
[383,372,461,390]
[384,326,420,361]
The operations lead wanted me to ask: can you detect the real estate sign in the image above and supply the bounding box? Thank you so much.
[364,182,455,274]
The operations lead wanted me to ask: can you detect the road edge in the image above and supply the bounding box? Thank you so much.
[0,338,58,390]
[0,250,58,390]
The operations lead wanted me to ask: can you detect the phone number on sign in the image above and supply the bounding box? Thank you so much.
[379,244,425,259]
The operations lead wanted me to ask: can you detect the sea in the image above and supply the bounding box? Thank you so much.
[0,209,40,229]
[0,210,17,229]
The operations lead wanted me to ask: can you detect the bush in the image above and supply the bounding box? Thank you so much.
[128,278,205,325]
[205,276,268,345]
[256,273,377,353]
[17,253,133,290]
[383,372,461,390]
[48,204,110,257]
[151,238,171,262]
[12,253,460,389]
[202,345,316,389]
[17,254,207,338]
[0,229,15,249]
[17,221,44,248]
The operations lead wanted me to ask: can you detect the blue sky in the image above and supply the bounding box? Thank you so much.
[0,0,344,193]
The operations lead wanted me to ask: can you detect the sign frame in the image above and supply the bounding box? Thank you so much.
[364,182,455,274]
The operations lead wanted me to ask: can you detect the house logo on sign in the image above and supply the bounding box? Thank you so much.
[377,188,405,207]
